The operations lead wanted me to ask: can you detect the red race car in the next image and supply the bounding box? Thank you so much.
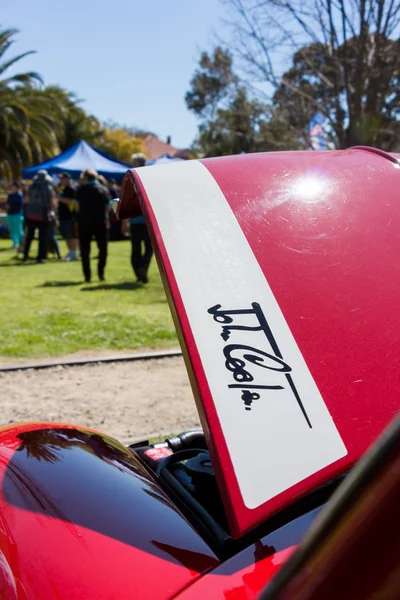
[1,148,399,599]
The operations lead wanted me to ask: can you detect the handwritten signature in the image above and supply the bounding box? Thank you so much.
[207,303,312,427]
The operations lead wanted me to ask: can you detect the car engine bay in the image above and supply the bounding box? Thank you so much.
[130,430,343,559]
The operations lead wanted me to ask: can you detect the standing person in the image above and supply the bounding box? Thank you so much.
[129,215,153,284]
[76,169,111,283]
[58,172,78,261]
[107,178,119,199]
[46,209,61,259]
[23,170,55,263]
[128,153,153,283]
[5,182,24,250]
[17,183,30,256]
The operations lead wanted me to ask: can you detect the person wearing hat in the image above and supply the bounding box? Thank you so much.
[75,168,111,283]
[58,172,78,261]
[23,170,56,263]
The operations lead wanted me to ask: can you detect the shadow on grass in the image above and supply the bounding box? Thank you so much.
[39,280,84,288]
[0,260,32,268]
[81,281,142,292]
[0,258,64,268]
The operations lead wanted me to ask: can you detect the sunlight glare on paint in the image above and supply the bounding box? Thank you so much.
[292,174,329,204]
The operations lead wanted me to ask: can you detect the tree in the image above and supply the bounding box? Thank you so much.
[273,37,400,149]
[0,27,58,178]
[95,127,146,164]
[194,87,261,155]
[39,86,103,151]
[14,85,60,165]
[195,87,304,156]
[35,90,146,162]
[221,0,400,149]
[186,47,303,156]
[186,47,237,120]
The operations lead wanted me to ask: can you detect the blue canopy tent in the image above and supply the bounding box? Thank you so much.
[22,140,131,182]
[145,154,185,166]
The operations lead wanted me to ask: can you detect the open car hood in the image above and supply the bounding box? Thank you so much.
[118,148,400,538]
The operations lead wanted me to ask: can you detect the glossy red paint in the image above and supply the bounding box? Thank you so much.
[175,546,295,599]
[260,415,400,600]
[174,506,324,599]
[119,149,400,537]
[0,423,219,600]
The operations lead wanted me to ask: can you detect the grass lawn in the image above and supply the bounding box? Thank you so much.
[0,237,178,360]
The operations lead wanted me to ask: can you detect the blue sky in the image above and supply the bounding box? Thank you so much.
[3,0,226,148]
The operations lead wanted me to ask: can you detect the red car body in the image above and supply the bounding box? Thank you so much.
[1,148,399,599]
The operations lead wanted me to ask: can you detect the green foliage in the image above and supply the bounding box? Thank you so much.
[221,0,400,150]
[95,127,146,163]
[273,37,400,149]
[196,87,298,156]
[39,85,103,151]
[187,47,303,156]
[0,27,149,178]
[185,47,237,120]
[0,28,59,178]
[0,239,177,360]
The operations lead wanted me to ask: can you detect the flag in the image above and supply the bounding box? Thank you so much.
[309,113,326,150]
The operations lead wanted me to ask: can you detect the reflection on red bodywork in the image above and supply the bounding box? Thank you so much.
[0,423,219,600]
[175,546,295,599]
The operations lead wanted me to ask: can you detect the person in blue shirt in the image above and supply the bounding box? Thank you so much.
[5,182,24,249]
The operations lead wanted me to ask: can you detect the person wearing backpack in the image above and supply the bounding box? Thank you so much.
[23,170,56,263]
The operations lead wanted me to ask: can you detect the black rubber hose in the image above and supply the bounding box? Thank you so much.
[166,430,206,452]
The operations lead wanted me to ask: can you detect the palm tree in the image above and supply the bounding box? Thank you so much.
[0,27,59,178]
[40,85,102,151]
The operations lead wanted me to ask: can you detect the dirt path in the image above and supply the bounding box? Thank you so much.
[0,356,200,443]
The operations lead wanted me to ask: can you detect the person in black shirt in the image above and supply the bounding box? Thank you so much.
[76,169,111,283]
[107,178,120,200]
[58,172,78,261]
